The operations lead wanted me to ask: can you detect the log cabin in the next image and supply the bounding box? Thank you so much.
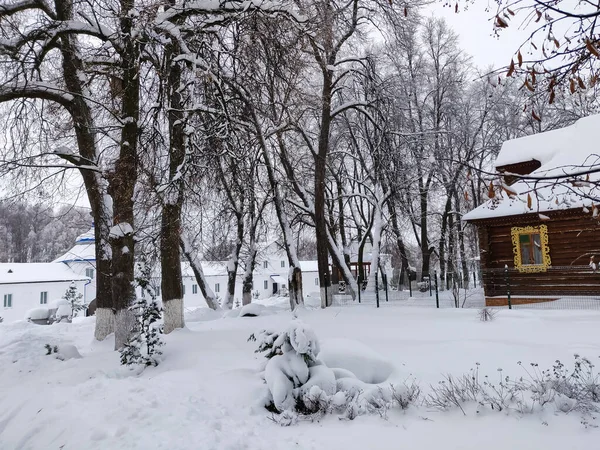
[464,115,600,306]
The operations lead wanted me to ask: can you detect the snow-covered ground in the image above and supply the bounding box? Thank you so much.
[1,303,599,449]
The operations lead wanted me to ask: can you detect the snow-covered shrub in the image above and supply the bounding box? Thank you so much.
[45,344,58,355]
[47,300,73,324]
[250,320,419,423]
[120,297,164,368]
[44,343,81,361]
[62,282,84,317]
[425,356,600,416]
[0,316,4,323]
[478,308,497,322]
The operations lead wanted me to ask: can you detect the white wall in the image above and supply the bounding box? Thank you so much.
[63,261,97,304]
[0,279,90,323]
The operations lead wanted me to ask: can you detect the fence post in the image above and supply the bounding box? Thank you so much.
[384,274,389,302]
[504,265,512,310]
[408,272,412,297]
[357,277,361,304]
[434,270,439,308]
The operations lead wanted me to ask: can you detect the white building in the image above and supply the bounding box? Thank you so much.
[165,243,321,309]
[0,229,325,322]
[53,227,97,295]
[0,263,90,323]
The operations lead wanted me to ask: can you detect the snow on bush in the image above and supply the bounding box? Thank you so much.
[62,282,84,316]
[120,297,164,368]
[425,356,600,417]
[249,320,419,424]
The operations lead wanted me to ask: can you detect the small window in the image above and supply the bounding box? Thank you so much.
[280,260,285,268]
[264,280,268,290]
[314,278,319,286]
[215,283,220,293]
[192,284,198,294]
[3,294,12,308]
[182,285,186,295]
[85,268,95,279]
[40,291,48,305]
[511,225,551,272]
[263,261,268,269]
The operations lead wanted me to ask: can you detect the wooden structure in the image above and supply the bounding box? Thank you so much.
[464,116,600,306]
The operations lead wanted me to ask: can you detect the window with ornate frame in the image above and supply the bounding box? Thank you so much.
[511,225,551,272]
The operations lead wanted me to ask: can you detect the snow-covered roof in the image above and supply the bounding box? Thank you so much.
[75,226,95,244]
[53,243,96,263]
[464,114,600,221]
[0,263,89,284]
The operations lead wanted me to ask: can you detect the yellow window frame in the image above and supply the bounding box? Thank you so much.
[511,225,551,273]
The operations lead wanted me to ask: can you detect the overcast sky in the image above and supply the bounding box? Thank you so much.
[429,2,531,72]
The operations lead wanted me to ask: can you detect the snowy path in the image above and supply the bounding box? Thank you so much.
[1,306,599,449]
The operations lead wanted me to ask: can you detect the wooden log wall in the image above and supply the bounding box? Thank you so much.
[474,211,600,297]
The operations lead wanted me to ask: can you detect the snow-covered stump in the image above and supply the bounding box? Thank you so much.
[163,298,184,334]
[94,308,115,341]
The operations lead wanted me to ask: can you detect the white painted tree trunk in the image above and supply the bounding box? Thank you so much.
[163,298,184,334]
[114,308,135,350]
[326,228,358,301]
[94,307,115,341]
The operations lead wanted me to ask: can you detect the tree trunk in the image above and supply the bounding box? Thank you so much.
[223,217,244,310]
[387,201,409,288]
[161,1,186,334]
[242,243,257,306]
[438,194,453,291]
[454,190,470,289]
[180,236,220,310]
[111,0,140,350]
[54,0,114,340]
[161,203,184,333]
[367,190,384,293]
[419,183,432,279]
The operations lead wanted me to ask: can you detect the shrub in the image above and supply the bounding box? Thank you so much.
[479,308,497,322]
[250,320,420,424]
[425,356,600,416]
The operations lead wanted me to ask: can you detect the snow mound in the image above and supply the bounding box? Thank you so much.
[239,303,266,317]
[56,344,82,361]
[318,338,395,384]
[184,307,223,323]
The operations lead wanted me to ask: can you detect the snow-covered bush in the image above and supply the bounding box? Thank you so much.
[44,343,82,361]
[478,308,497,322]
[425,356,600,416]
[47,300,73,324]
[0,316,4,323]
[62,282,84,316]
[120,257,166,368]
[249,320,419,424]
[120,297,164,368]
[45,344,58,355]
